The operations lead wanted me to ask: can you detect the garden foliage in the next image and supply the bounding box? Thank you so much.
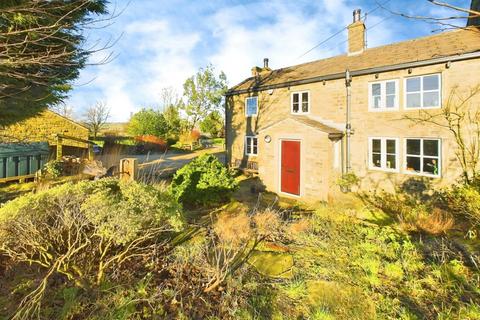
[169,154,237,206]
[0,178,182,319]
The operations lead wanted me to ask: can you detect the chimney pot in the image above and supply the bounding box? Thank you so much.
[264,58,269,68]
[353,9,361,23]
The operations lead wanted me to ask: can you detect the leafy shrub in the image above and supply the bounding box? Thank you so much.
[336,173,360,190]
[437,184,480,228]
[42,159,63,178]
[0,178,183,319]
[169,154,237,206]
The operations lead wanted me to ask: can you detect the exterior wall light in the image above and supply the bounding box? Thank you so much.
[264,135,272,143]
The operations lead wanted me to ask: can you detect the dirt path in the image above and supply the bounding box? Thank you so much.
[137,146,225,180]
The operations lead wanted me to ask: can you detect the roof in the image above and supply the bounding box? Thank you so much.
[230,27,480,94]
[258,115,343,137]
[46,110,89,131]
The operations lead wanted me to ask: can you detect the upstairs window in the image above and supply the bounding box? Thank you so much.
[291,91,309,114]
[405,138,441,176]
[245,97,258,117]
[405,74,441,109]
[369,137,399,171]
[368,80,399,111]
[245,136,258,156]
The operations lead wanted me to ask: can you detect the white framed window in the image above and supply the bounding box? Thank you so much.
[368,137,399,172]
[368,79,399,111]
[404,138,441,177]
[245,136,258,156]
[291,91,310,114]
[405,74,441,109]
[245,96,258,117]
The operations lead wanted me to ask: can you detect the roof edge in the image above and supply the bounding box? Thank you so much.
[226,50,480,96]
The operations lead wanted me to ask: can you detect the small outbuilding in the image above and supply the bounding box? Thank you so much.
[0,109,91,182]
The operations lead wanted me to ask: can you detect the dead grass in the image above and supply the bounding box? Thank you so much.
[417,208,455,235]
[214,211,252,245]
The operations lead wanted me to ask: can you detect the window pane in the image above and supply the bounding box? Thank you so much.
[372,83,381,96]
[292,102,299,113]
[386,139,396,154]
[373,96,381,109]
[372,153,381,168]
[406,156,421,172]
[302,102,308,112]
[302,92,309,103]
[372,139,381,153]
[386,81,396,95]
[406,93,421,108]
[247,98,257,115]
[423,140,439,156]
[423,157,439,175]
[293,93,299,103]
[406,77,421,92]
[246,138,251,154]
[386,154,396,169]
[406,139,421,155]
[423,91,439,107]
[386,95,395,108]
[423,75,439,91]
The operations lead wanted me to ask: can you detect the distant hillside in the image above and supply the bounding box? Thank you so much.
[99,122,129,136]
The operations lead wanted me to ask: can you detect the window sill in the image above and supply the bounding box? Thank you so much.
[368,107,399,112]
[403,105,442,111]
[291,112,310,115]
[403,170,441,178]
[368,167,399,173]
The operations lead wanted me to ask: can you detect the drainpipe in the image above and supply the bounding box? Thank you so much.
[345,69,352,174]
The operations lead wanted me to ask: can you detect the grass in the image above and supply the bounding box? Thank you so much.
[227,177,480,319]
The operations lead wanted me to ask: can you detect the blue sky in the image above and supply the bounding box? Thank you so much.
[66,0,471,122]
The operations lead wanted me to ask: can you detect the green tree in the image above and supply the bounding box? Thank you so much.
[163,104,184,138]
[128,109,168,138]
[0,0,109,125]
[182,65,227,130]
[200,111,224,137]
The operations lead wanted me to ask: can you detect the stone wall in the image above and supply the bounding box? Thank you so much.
[226,57,480,201]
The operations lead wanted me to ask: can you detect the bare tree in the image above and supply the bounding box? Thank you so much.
[49,103,74,119]
[404,85,480,184]
[159,87,181,110]
[377,0,480,30]
[84,101,110,138]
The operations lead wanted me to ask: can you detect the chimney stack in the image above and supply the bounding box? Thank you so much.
[251,58,271,77]
[347,9,365,55]
[467,0,480,27]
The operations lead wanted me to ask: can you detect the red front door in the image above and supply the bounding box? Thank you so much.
[281,140,301,196]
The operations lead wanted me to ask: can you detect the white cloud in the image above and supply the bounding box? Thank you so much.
[69,19,201,122]
[207,1,394,86]
[68,0,399,122]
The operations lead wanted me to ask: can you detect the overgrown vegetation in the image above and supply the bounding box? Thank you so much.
[0,179,182,319]
[1,164,480,319]
[169,154,237,206]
